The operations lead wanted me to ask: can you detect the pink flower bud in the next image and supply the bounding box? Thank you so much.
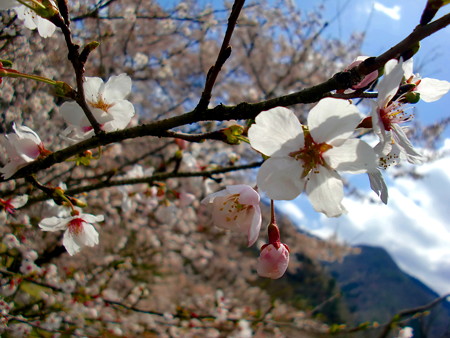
[346,56,379,89]
[256,242,289,279]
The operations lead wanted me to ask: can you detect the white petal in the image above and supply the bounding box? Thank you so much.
[308,98,361,143]
[257,157,304,200]
[80,213,104,223]
[77,223,99,247]
[39,217,69,231]
[13,124,41,144]
[11,195,28,209]
[324,139,377,173]
[306,168,346,217]
[63,230,81,256]
[377,59,403,108]
[83,77,104,103]
[103,74,132,102]
[102,100,135,131]
[368,170,388,204]
[229,185,260,205]
[417,78,450,102]
[36,17,56,38]
[402,58,414,79]
[391,125,424,164]
[248,107,303,156]
[247,205,261,247]
[60,101,89,126]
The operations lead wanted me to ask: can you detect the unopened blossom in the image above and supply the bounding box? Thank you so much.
[39,211,104,256]
[257,221,289,279]
[0,124,51,179]
[248,98,377,217]
[0,194,28,215]
[60,73,135,140]
[403,58,450,102]
[372,58,423,164]
[201,184,261,247]
[345,56,379,89]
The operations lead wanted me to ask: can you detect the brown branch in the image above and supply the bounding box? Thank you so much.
[195,0,246,111]
[3,13,450,181]
[25,161,263,204]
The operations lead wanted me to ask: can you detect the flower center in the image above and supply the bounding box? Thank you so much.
[289,128,332,177]
[379,100,413,131]
[0,198,15,215]
[88,96,114,112]
[68,218,85,235]
[219,194,251,223]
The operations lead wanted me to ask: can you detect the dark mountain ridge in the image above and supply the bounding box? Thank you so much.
[325,245,450,337]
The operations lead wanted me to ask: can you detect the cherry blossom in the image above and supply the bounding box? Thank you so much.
[38,211,104,256]
[0,194,28,215]
[256,220,289,279]
[372,59,423,164]
[403,58,450,102]
[0,123,51,179]
[248,98,377,217]
[60,74,135,140]
[201,184,261,247]
[0,1,57,38]
[14,4,56,38]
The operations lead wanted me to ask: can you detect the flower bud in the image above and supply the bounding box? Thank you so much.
[256,242,290,279]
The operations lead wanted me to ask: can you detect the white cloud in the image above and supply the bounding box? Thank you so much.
[373,2,401,20]
[288,143,450,295]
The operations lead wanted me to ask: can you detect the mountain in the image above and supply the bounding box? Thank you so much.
[325,245,450,337]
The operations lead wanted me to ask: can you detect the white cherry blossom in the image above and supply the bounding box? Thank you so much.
[14,4,56,38]
[201,184,261,247]
[403,58,450,102]
[60,74,135,140]
[248,98,377,217]
[0,194,28,215]
[0,123,51,179]
[0,1,56,38]
[372,59,423,164]
[39,211,104,256]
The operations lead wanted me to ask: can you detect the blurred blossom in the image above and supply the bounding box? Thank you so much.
[0,124,50,179]
[201,184,261,247]
[124,7,136,21]
[39,211,104,255]
[397,327,414,338]
[20,260,41,275]
[60,74,135,140]
[133,52,149,68]
[2,233,20,249]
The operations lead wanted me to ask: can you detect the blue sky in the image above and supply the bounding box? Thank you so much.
[159,1,450,295]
